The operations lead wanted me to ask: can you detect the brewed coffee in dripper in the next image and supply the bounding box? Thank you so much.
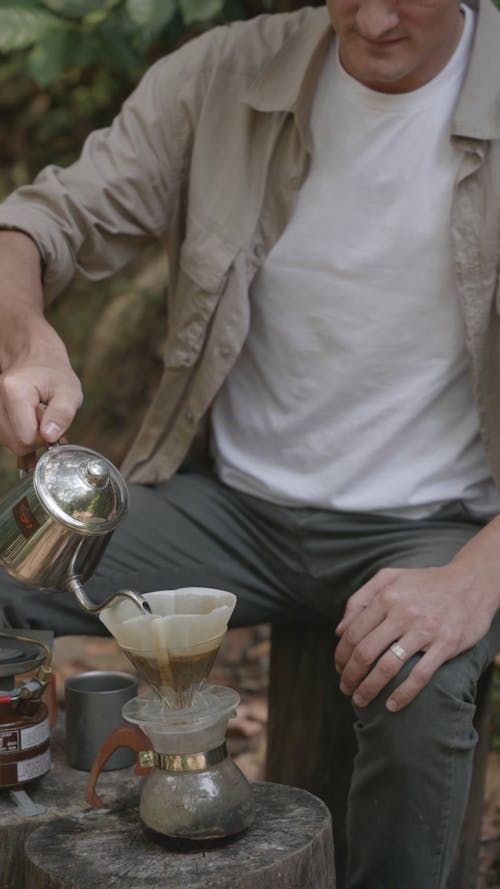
[99,588,236,708]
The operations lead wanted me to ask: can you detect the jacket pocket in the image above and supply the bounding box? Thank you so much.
[165,230,239,368]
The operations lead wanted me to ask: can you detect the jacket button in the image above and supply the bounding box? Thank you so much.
[219,344,232,358]
[185,409,194,422]
[253,244,265,261]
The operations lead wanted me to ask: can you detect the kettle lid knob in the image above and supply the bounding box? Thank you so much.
[81,459,110,489]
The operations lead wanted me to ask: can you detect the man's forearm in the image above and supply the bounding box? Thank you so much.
[0,230,46,369]
[0,229,82,451]
[450,511,500,610]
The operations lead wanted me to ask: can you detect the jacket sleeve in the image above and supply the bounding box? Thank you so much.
[0,33,218,303]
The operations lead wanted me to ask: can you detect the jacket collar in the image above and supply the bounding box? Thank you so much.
[243,8,332,150]
[244,1,500,144]
[452,0,500,140]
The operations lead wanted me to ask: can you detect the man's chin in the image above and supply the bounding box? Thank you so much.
[346,58,421,94]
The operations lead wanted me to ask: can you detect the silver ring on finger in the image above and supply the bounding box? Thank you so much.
[390,641,408,663]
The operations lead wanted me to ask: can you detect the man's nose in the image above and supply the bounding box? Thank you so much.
[355,0,400,39]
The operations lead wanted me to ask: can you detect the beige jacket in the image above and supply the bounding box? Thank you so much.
[0,1,500,486]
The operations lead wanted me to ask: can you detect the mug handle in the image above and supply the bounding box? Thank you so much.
[86,724,152,809]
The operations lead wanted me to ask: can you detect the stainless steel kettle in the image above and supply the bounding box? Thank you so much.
[0,443,147,615]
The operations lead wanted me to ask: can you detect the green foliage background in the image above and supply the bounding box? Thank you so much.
[0,0,322,193]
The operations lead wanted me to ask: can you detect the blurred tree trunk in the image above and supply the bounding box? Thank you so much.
[69,250,168,468]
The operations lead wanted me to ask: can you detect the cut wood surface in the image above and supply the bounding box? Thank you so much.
[24,784,335,889]
[0,714,139,889]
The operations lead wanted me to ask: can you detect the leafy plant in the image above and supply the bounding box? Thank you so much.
[0,0,307,191]
[0,0,279,86]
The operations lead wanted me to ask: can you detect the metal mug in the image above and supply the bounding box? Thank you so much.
[65,671,138,771]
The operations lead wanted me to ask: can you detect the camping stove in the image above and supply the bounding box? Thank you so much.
[0,630,53,789]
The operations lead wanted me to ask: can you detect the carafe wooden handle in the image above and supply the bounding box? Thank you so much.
[86,724,151,809]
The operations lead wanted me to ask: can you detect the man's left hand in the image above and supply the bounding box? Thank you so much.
[334,558,498,713]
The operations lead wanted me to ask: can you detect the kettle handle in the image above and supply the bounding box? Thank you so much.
[17,453,39,475]
[85,724,152,809]
[17,404,67,477]
[17,441,67,478]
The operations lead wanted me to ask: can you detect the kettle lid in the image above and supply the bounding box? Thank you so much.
[33,444,129,534]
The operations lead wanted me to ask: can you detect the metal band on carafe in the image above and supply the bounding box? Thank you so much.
[139,742,227,773]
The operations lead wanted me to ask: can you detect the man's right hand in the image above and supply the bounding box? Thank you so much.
[0,322,83,454]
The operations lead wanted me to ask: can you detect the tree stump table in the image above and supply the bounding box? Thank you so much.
[24,784,335,889]
[0,715,140,889]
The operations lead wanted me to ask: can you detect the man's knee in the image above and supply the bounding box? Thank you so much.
[352,646,488,766]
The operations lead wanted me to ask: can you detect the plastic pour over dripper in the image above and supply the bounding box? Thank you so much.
[99,588,236,709]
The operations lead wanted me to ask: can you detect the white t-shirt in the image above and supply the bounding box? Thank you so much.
[211,6,500,518]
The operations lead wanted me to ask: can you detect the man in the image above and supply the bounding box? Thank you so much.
[0,0,498,885]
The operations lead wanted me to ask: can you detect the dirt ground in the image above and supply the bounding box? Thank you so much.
[51,626,499,888]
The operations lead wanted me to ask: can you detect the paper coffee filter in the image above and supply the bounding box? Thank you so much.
[99,587,236,657]
[145,588,236,618]
[99,588,236,708]
[99,601,152,650]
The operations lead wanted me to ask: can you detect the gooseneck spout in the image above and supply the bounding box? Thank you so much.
[66,577,151,616]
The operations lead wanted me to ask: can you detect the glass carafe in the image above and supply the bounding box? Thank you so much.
[88,684,255,840]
